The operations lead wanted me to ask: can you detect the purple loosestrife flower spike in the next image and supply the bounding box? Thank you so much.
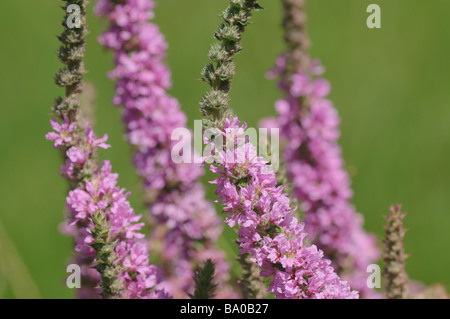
[198,0,358,299]
[383,204,409,299]
[47,0,167,299]
[95,0,236,298]
[260,0,381,298]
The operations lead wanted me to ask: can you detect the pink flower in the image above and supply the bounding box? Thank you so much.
[66,147,87,165]
[85,124,110,149]
[262,58,381,298]
[45,116,76,148]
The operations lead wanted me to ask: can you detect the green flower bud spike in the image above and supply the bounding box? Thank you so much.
[383,204,409,299]
[199,0,263,130]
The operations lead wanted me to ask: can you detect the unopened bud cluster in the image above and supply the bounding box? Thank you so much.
[383,204,409,299]
[200,0,262,129]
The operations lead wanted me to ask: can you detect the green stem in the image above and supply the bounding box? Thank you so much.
[90,211,125,299]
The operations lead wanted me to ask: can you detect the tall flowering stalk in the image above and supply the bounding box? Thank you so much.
[95,0,236,298]
[383,204,409,299]
[261,0,380,298]
[198,0,358,299]
[46,0,167,299]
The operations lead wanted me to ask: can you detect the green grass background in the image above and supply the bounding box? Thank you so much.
[0,0,449,298]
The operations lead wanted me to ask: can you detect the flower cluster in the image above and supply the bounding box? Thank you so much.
[47,0,166,299]
[207,117,358,299]
[47,118,110,179]
[263,55,380,297]
[47,117,167,298]
[67,160,167,299]
[196,1,358,298]
[95,0,235,298]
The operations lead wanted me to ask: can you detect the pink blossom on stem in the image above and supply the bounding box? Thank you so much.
[47,120,168,298]
[47,0,167,298]
[263,58,380,298]
[45,117,76,148]
[206,117,358,299]
[95,0,236,298]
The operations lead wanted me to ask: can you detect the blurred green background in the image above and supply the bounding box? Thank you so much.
[0,0,449,298]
